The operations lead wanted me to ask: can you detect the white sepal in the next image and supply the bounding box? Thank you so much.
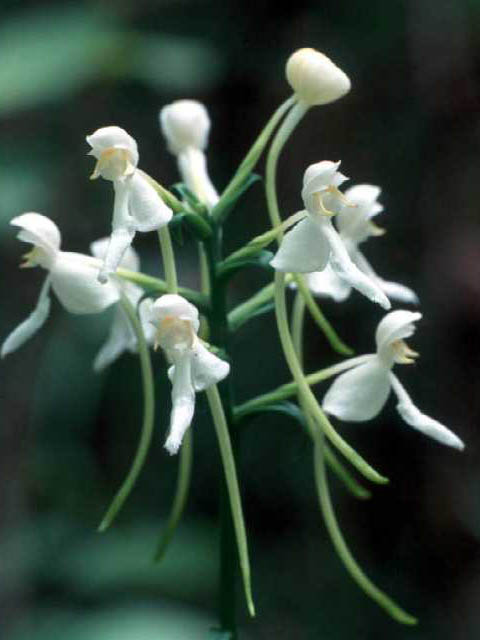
[352,251,419,305]
[151,294,200,334]
[389,373,464,450]
[320,220,391,309]
[12,213,61,266]
[304,265,351,302]
[375,310,422,364]
[128,171,173,232]
[1,277,52,357]
[165,353,196,455]
[270,216,330,273]
[86,126,139,168]
[322,356,391,421]
[90,237,140,273]
[191,341,230,392]
[51,252,120,314]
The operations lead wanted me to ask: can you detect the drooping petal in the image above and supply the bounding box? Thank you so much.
[51,252,120,314]
[12,213,61,264]
[93,306,137,372]
[353,251,419,305]
[1,277,51,357]
[304,264,352,302]
[165,353,196,455]
[270,216,330,273]
[178,148,219,209]
[127,171,173,232]
[389,373,464,450]
[138,298,157,347]
[98,229,136,284]
[323,356,391,421]
[191,341,230,391]
[320,220,391,309]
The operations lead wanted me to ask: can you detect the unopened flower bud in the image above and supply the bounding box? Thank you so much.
[286,48,351,106]
[160,100,211,155]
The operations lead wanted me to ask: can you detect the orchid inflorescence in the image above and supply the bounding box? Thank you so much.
[2,46,465,632]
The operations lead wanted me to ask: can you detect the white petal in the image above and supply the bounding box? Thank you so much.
[390,373,464,450]
[138,298,156,347]
[51,252,119,314]
[352,251,419,305]
[1,277,51,357]
[12,213,61,259]
[160,100,211,155]
[151,295,200,333]
[90,236,140,272]
[304,265,352,302]
[165,354,196,455]
[178,148,219,209]
[270,217,330,273]
[375,310,422,357]
[98,228,136,284]
[127,172,173,232]
[86,126,139,166]
[191,341,230,391]
[93,306,137,372]
[321,221,391,309]
[323,356,391,421]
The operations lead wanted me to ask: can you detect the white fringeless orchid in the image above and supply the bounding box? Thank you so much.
[149,294,230,455]
[322,310,464,450]
[87,126,173,283]
[303,184,418,305]
[1,213,120,357]
[160,100,219,209]
[270,161,391,309]
[89,238,155,372]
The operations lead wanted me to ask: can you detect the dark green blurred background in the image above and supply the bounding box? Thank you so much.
[1,1,480,638]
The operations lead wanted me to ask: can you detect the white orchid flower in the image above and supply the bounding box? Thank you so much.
[271,161,391,309]
[1,213,120,358]
[87,126,173,283]
[286,48,351,106]
[322,310,464,450]
[149,294,230,455]
[159,100,219,209]
[303,184,418,305]
[89,238,155,372]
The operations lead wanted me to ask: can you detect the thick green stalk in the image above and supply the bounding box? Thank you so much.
[274,272,388,484]
[98,295,155,531]
[313,428,417,624]
[213,96,296,224]
[265,101,309,232]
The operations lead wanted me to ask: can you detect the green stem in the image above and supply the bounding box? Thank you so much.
[154,428,193,561]
[213,96,297,224]
[206,385,255,619]
[291,292,369,500]
[98,295,155,531]
[158,226,178,293]
[234,354,374,420]
[313,429,417,624]
[116,268,208,313]
[265,101,309,233]
[274,272,388,484]
[293,274,354,356]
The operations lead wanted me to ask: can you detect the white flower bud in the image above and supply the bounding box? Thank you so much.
[160,100,211,155]
[286,48,351,106]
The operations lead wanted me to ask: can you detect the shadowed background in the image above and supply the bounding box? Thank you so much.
[1,0,480,638]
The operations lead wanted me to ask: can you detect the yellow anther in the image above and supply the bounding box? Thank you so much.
[391,339,419,364]
[20,247,41,268]
[369,221,386,236]
[90,147,133,180]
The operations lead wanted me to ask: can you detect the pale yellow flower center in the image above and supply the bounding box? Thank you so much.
[391,339,419,365]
